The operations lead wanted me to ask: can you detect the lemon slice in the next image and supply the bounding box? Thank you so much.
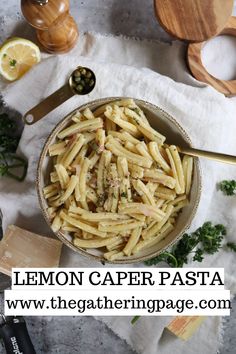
[0,37,41,81]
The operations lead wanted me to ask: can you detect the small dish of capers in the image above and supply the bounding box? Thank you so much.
[70,66,96,95]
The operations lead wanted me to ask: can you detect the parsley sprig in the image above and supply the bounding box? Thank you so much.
[226,242,236,252]
[219,180,236,196]
[131,316,140,325]
[144,222,226,268]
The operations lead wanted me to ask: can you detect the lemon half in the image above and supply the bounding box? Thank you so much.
[0,37,41,81]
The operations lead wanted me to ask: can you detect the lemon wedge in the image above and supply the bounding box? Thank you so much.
[0,37,41,81]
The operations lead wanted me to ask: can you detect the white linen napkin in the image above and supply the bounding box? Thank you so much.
[1,31,236,354]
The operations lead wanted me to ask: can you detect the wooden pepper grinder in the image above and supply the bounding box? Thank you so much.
[21,0,79,53]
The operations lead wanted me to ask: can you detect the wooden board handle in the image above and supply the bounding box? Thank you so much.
[188,16,236,96]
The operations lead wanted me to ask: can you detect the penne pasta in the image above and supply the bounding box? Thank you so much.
[104,250,124,261]
[98,220,144,232]
[124,107,166,144]
[48,141,67,156]
[83,108,95,120]
[106,136,152,168]
[61,211,107,238]
[95,128,106,153]
[108,130,140,145]
[149,141,171,173]
[136,142,153,160]
[51,214,62,233]
[142,205,174,239]
[105,106,140,137]
[117,157,131,203]
[123,227,142,256]
[118,202,165,221]
[61,134,85,168]
[169,145,185,194]
[55,164,69,189]
[58,175,78,204]
[74,236,120,248]
[155,186,176,201]
[182,155,193,195]
[143,169,176,189]
[133,222,174,254]
[132,179,156,206]
[58,118,103,139]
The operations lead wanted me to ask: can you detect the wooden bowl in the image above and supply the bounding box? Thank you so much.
[36,97,202,264]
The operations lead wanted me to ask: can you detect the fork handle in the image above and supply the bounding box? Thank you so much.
[178,146,236,165]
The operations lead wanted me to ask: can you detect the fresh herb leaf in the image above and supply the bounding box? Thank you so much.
[219,180,236,196]
[198,222,226,254]
[120,192,127,198]
[9,59,17,67]
[144,252,178,267]
[131,108,140,116]
[90,141,99,151]
[3,53,6,58]
[226,242,236,252]
[131,316,140,325]
[171,232,199,267]
[0,114,19,153]
[0,135,18,153]
[145,222,227,268]
[193,248,204,262]
[0,113,16,135]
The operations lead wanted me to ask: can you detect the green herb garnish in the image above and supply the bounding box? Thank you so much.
[9,59,17,67]
[145,251,178,267]
[0,135,18,153]
[226,242,236,252]
[145,222,227,268]
[131,316,140,325]
[121,192,127,198]
[130,107,140,116]
[219,180,236,196]
[0,113,16,134]
[90,141,99,151]
[0,113,18,153]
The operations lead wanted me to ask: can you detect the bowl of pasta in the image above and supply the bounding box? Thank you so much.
[37,97,201,264]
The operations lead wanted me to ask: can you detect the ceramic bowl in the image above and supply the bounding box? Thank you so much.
[37,97,202,264]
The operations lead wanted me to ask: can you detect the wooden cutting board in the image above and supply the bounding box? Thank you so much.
[154,0,234,42]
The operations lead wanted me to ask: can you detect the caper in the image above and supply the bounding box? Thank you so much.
[74,76,81,83]
[89,79,95,87]
[86,71,92,78]
[76,84,84,93]
[80,79,85,86]
[85,77,90,84]
[79,68,87,76]
[74,70,81,78]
